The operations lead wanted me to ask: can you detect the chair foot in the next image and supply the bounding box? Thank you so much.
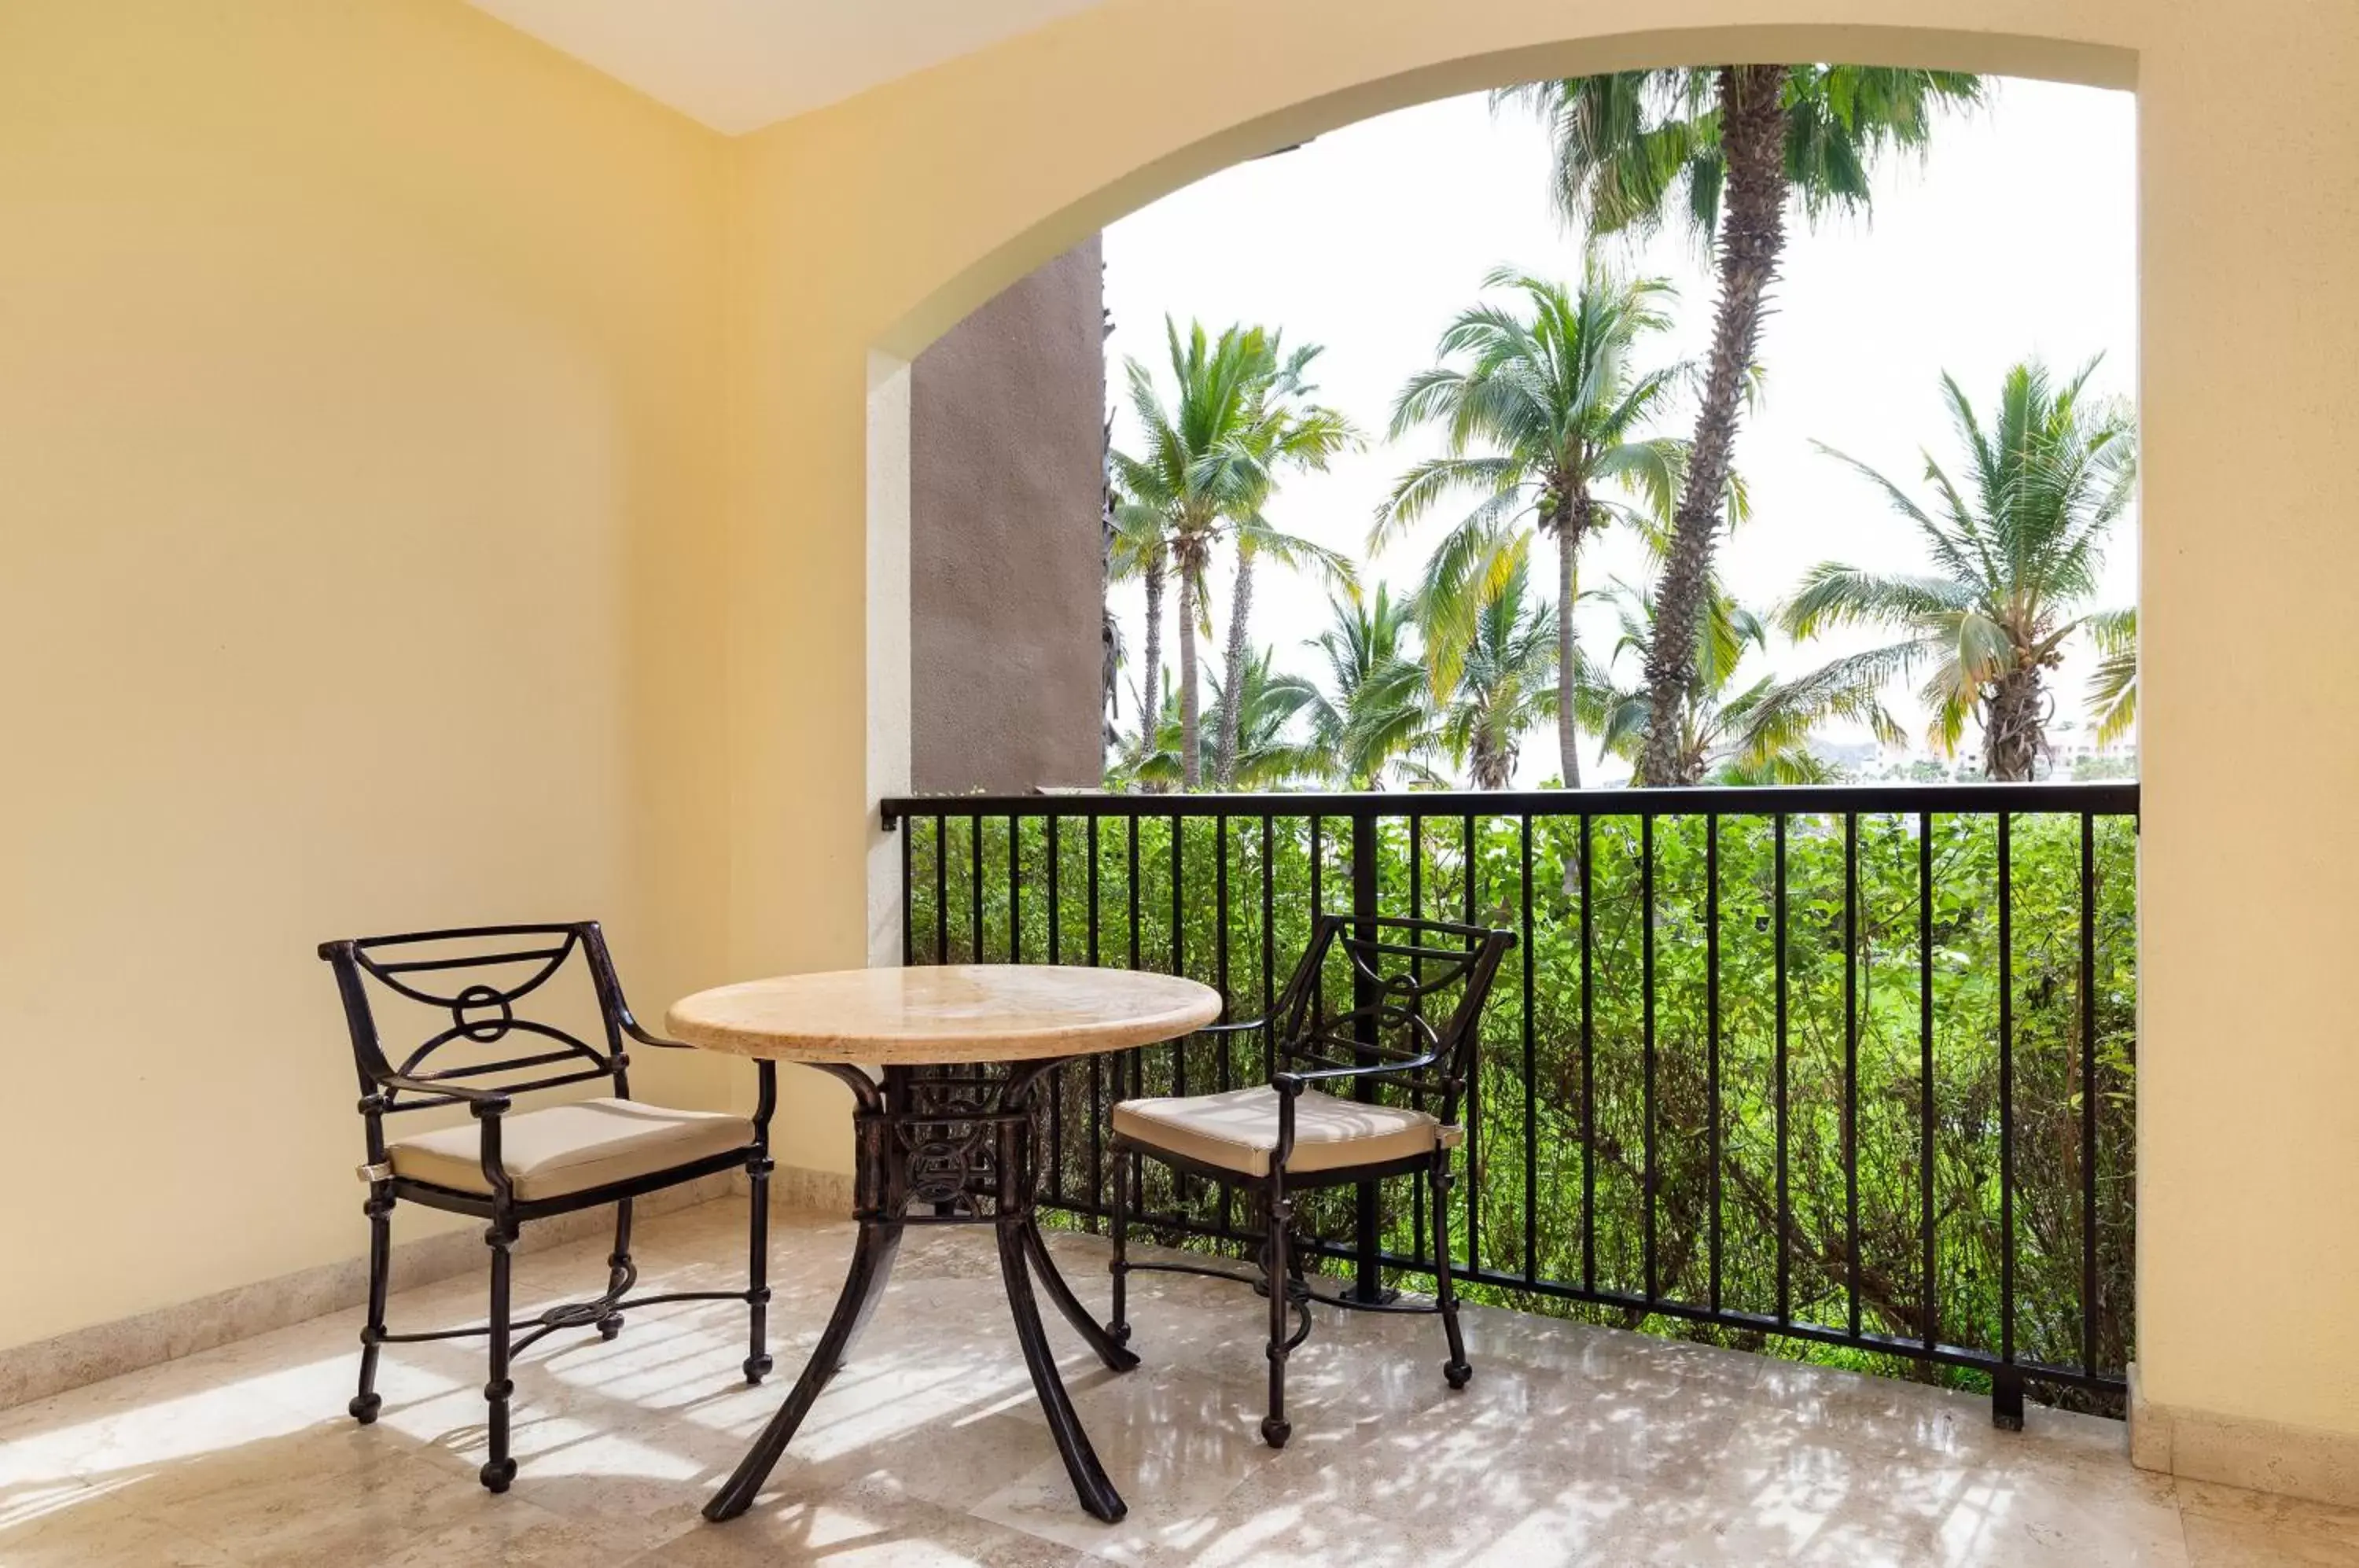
[597,1313,624,1342]
[1260,1416,1291,1449]
[1106,1319,1130,1348]
[1444,1360,1472,1390]
[743,1353,772,1386]
[348,1392,381,1424]
[479,1457,517,1493]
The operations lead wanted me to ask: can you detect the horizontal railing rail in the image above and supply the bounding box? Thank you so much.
[881,782,2138,1426]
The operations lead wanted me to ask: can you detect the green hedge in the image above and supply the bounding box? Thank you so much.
[903,804,2134,1408]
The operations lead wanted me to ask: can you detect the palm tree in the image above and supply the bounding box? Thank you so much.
[1217,511,1356,788]
[1106,489,1169,778]
[1207,340,1358,789]
[1437,558,1558,790]
[1508,65,1983,785]
[1286,585,1436,787]
[1113,320,1352,789]
[2085,606,2137,746]
[1375,263,1683,789]
[1776,358,2137,781]
[1583,579,1890,784]
[1126,648,1323,790]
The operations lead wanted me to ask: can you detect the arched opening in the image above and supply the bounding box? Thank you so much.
[866,27,2144,1431]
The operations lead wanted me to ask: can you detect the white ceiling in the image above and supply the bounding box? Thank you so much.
[467,0,1116,134]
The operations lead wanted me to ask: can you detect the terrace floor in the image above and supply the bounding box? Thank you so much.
[2,1198,2350,1566]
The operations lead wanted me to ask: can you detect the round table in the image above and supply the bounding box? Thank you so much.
[668,964,1222,1525]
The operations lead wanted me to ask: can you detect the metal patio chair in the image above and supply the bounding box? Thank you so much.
[319,921,775,1493]
[1105,911,1514,1448]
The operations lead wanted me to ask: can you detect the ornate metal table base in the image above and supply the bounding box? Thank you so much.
[705,1059,1139,1524]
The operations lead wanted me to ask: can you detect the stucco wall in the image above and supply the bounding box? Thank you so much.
[724,2,2359,1451]
[9,0,2359,1475]
[0,0,735,1350]
[909,238,1107,794]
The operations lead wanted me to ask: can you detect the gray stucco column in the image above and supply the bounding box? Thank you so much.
[908,237,1106,794]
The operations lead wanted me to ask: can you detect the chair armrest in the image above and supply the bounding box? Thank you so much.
[1197,1018,1267,1036]
[620,1015,693,1050]
[372,1073,513,1113]
[1273,1053,1441,1094]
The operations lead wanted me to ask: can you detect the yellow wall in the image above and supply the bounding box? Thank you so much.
[0,0,736,1349]
[727,0,2359,1442]
[8,0,2357,1456]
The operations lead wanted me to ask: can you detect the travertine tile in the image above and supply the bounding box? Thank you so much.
[6,1196,2297,1567]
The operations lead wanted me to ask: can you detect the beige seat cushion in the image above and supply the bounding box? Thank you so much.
[388,1096,753,1202]
[1112,1084,1460,1178]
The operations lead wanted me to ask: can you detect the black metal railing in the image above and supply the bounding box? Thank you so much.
[880,782,2137,1423]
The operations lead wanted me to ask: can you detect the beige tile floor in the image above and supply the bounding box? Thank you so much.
[4,1197,2355,1566]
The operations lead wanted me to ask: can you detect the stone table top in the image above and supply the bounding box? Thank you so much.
[664,964,1224,1065]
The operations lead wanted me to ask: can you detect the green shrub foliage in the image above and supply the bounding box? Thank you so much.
[901,804,2133,1408]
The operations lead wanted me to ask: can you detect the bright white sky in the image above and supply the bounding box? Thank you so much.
[1102,77,2138,786]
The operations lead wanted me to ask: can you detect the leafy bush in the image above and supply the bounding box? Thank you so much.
[902,802,2134,1408]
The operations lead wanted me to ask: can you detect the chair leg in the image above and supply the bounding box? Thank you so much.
[1106,1142,1131,1346]
[480,1221,519,1494]
[745,1150,774,1384]
[1262,1181,1294,1449]
[599,1198,633,1342]
[349,1187,392,1423]
[1430,1155,1470,1389]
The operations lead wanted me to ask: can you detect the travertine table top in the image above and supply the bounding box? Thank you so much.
[665,964,1224,1065]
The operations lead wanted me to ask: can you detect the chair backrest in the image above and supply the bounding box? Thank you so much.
[319,921,635,1112]
[1266,913,1515,1124]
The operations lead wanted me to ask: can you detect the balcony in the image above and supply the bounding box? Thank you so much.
[10,1195,2338,1566]
[885,783,2136,1429]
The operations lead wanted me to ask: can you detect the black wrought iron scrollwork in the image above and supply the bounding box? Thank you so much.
[705,1051,1135,1528]
[320,919,778,1496]
[896,1071,1008,1212]
[331,925,624,1110]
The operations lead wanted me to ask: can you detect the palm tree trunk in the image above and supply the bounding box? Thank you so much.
[1555,501,1584,790]
[1178,569,1202,788]
[1139,559,1165,764]
[1983,665,2049,781]
[1472,735,1504,790]
[1639,63,1788,788]
[1215,546,1255,788]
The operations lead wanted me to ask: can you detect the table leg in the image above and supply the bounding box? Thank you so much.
[998,1215,1128,1521]
[703,1216,902,1522]
[1020,1219,1140,1373]
[705,1058,1128,1527]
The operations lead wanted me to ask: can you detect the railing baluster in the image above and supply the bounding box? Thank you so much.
[1464,810,1480,1272]
[1262,815,1276,1081]
[1047,815,1060,963]
[1707,812,1721,1316]
[1008,814,1021,963]
[935,815,949,965]
[1172,813,1187,1215]
[1577,812,1592,1294]
[1128,814,1143,1218]
[1775,812,1789,1325]
[1350,809,1385,1303]
[969,813,984,964]
[2081,809,2100,1381]
[1044,815,1063,1205]
[1920,811,1937,1350]
[1997,810,2020,1428]
[1087,814,1102,1222]
[1642,812,1657,1303]
[1522,812,1539,1287]
[1410,812,1425,1269]
[1216,812,1232,1242]
[1845,810,1860,1341]
[900,812,912,966]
